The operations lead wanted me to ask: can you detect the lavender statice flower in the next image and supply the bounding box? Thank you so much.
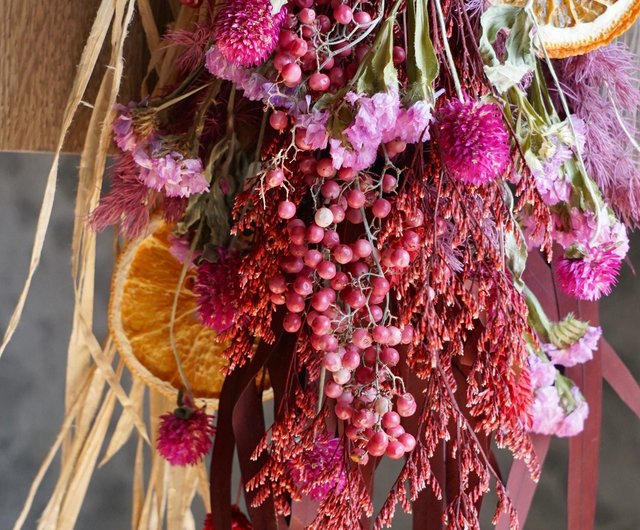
[296,109,329,150]
[214,0,286,67]
[544,325,602,367]
[113,103,138,152]
[558,43,640,227]
[436,98,510,185]
[134,146,209,198]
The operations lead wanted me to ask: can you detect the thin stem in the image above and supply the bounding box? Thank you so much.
[168,220,204,398]
[433,0,463,100]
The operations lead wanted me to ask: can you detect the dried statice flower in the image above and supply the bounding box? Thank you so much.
[436,98,510,185]
[288,434,346,501]
[394,100,433,144]
[558,43,640,227]
[157,403,215,466]
[214,0,287,68]
[295,109,329,150]
[134,145,209,198]
[113,103,137,152]
[529,386,566,435]
[544,325,602,367]
[194,249,242,333]
[555,387,589,437]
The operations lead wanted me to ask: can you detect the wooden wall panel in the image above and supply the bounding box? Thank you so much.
[0,0,172,153]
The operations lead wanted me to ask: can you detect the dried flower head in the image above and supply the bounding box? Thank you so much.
[214,0,286,67]
[156,400,215,466]
[202,507,253,530]
[436,98,510,185]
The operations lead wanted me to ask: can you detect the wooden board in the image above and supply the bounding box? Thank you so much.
[0,0,173,153]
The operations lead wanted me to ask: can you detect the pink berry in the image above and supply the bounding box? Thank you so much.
[323,352,342,372]
[311,289,334,312]
[316,158,337,178]
[304,249,323,268]
[278,200,296,219]
[330,272,349,291]
[311,315,332,335]
[321,180,341,200]
[346,207,364,224]
[269,111,288,131]
[371,276,390,296]
[354,10,372,24]
[329,205,346,224]
[372,198,392,218]
[299,6,316,23]
[392,46,406,64]
[268,274,287,294]
[334,401,352,420]
[305,224,325,244]
[315,207,334,228]
[299,157,317,174]
[288,38,308,58]
[374,397,391,415]
[386,440,405,459]
[341,349,361,370]
[355,366,375,384]
[293,275,313,296]
[285,291,305,313]
[289,243,307,258]
[270,292,285,305]
[352,328,373,349]
[281,63,302,86]
[345,424,360,440]
[398,433,416,452]
[372,325,390,344]
[278,30,296,49]
[346,189,366,209]
[402,230,421,251]
[401,325,414,344]
[367,431,389,457]
[382,173,397,192]
[385,424,406,438]
[352,239,372,258]
[343,286,366,308]
[283,312,302,332]
[337,167,357,182]
[380,347,400,367]
[370,305,383,322]
[333,368,351,385]
[325,380,343,399]
[387,326,402,346]
[333,244,354,264]
[322,230,340,249]
[333,4,353,24]
[273,52,295,72]
[397,393,417,417]
[382,411,401,430]
[317,260,337,280]
[309,72,330,92]
[391,248,411,268]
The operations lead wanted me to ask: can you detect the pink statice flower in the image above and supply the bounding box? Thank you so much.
[157,404,215,466]
[556,387,589,437]
[296,109,329,150]
[528,353,557,388]
[556,218,629,301]
[544,325,602,367]
[529,386,565,435]
[288,434,346,501]
[113,103,138,152]
[394,101,433,144]
[436,98,510,185]
[194,249,242,333]
[135,146,209,198]
[214,0,287,67]
[553,208,598,249]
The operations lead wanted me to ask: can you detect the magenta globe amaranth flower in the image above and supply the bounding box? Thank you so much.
[214,0,287,68]
[156,404,215,466]
[436,98,510,185]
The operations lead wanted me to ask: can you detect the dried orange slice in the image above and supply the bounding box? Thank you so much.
[506,0,640,57]
[109,220,271,408]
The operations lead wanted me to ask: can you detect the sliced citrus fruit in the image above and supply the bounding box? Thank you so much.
[109,220,271,408]
[506,0,640,57]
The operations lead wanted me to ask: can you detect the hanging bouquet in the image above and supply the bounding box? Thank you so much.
[8,0,640,529]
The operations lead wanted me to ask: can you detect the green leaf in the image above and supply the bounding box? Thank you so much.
[355,12,398,94]
[405,0,438,103]
[480,5,536,93]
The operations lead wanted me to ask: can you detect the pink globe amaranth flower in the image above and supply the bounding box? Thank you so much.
[214,0,287,67]
[436,98,510,185]
[544,326,602,367]
[556,220,628,301]
[194,250,242,333]
[202,506,253,530]
[156,406,215,466]
[288,435,346,501]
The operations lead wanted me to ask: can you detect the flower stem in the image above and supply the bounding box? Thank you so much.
[433,0,463,100]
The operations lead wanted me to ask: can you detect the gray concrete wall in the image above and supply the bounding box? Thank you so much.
[0,153,638,529]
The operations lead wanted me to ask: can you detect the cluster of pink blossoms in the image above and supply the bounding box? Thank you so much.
[112,104,209,199]
[527,353,589,437]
